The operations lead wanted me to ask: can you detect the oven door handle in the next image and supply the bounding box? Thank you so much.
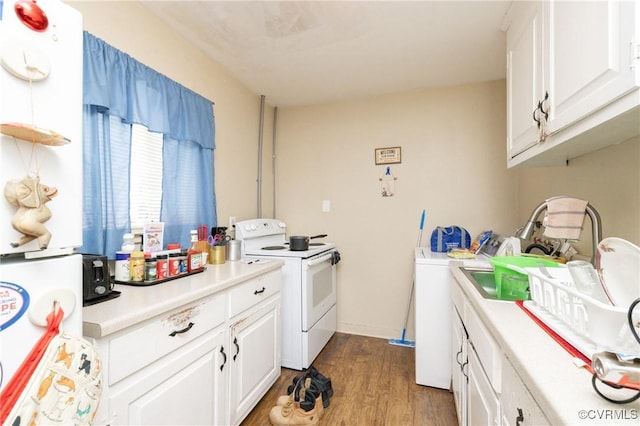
[306,252,333,267]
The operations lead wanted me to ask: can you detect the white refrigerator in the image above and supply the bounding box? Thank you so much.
[0,0,83,393]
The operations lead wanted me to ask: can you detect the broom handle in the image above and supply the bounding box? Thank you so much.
[404,209,426,330]
[416,209,425,247]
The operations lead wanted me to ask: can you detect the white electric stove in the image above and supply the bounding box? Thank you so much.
[235,219,340,370]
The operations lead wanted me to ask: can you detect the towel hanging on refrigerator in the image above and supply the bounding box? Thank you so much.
[0,305,102,426]
[542,196,588,240]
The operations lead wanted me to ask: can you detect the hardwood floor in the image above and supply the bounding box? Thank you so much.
[241,332,458,426]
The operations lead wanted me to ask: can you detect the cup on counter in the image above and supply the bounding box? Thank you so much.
[209,245,226,265]
[500,274,530,300]
[226,240,241,261]
[567,260,609,303]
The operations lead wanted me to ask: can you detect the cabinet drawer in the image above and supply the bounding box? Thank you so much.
[229,270,281,318]
[108,293,227,385]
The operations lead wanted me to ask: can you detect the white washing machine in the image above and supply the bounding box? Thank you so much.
[414,236,520,389]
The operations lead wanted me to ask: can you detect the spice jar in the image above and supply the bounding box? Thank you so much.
[178,250,188,274]
[156,254,168,279]
[169,253,181,276]
[130,251,145,282]
[145,257,157,281]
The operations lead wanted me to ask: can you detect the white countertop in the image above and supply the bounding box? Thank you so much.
[82,259,284,339]
[449,262,640,425]
[415,247,492,267]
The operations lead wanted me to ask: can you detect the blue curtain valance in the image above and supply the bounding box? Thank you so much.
[83,31,215,150]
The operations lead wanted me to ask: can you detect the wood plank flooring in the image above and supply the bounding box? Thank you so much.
[241,332,458,426]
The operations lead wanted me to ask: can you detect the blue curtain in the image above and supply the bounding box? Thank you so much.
[81,32,216,256]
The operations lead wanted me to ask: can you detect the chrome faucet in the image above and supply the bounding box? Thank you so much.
[515,201,602,264]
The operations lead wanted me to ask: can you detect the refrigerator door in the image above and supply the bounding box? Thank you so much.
[0,254,82,392]
[0,0,83,256]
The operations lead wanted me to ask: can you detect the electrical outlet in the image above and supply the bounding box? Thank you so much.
[229,216,236,229]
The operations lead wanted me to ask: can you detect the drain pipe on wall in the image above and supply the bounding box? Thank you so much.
[272,106,278,219]
[257,95,265,218]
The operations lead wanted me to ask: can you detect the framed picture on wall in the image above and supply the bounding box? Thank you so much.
[375,146,401,165]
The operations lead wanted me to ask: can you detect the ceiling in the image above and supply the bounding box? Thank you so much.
[140,1,513,107]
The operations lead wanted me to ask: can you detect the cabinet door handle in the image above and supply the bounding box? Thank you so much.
[456,348,463,367]
[220,346,227,372]
[462,361,469,383]
[515,407,524,426]
[232,336,240,361]
[539,91,550,121]
[169,322,194,337]
[532,105,541,128]
[254,286,266,295]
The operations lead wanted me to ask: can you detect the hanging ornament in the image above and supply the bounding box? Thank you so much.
[379,166,397,197]
[14,0,49,32]
[4,175,58,249]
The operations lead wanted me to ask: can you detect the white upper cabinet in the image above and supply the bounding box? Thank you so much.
[505,0,640,167]
[506,2,544,158]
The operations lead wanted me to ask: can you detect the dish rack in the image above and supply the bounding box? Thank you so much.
[521,267,640,358]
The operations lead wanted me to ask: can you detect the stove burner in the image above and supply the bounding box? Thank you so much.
[262,246,286,250]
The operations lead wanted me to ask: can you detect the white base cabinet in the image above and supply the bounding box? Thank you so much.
[501,355,550,426]
[451,305,468,426]
[451,268,550,426]
[110,328,227,425]
[228,297,280,426]
[468,346,501,426]
[92,269,281,426]
[451,303,502,425]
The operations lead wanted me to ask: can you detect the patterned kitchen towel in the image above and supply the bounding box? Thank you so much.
[542,196,588,240]
[0,307,102,426]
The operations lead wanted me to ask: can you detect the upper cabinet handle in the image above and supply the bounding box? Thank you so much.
[539,91,550,120]
[533,104,541,128]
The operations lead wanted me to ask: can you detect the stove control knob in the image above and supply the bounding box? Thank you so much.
[250,224,257,231]
[279,222,286,228]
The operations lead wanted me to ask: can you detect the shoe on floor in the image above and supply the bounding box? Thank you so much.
[276,378,324,418]
[270,385,321,426]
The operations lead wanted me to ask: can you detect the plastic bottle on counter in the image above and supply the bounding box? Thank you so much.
[130,251,145,282]
[116,232,136,282]
[121,233,135,252]
[114,251,131,282]
[188,230,203,272]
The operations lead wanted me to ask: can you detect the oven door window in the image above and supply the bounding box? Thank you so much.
[302,253,337,331]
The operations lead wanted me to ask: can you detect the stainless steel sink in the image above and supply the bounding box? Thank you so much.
[460,267,502,300]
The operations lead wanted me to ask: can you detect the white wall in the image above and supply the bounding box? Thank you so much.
[516,136,640,257]
[275,81,518,338]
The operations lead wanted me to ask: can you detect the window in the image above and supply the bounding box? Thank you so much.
[129,124,163,229]
[81,32,216,256]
